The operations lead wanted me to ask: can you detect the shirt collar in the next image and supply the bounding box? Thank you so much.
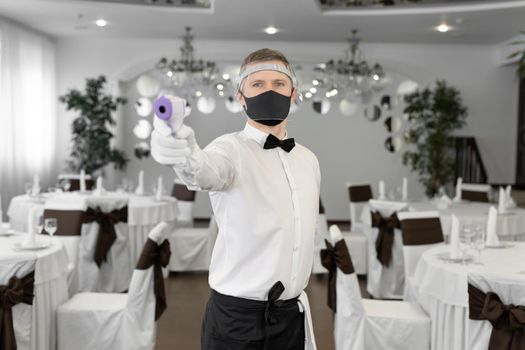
[242,123,288,147]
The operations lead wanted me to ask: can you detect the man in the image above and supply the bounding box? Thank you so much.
[151,48,320,350]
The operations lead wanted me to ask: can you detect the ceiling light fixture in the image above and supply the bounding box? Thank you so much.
[437,23,450,33]
[95,19,107,27]
[264,26,278,35]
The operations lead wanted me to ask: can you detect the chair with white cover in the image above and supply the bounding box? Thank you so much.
[323,225,430,350]
[57,221,172,350]
[467,271,525,350]
[346,182,373,232]
[43,200,85,295]
[461,183,491,202]
[77,197,132,292]
[171,182,196,228]
[58,173,94,191]
[366,199,407,299]
[398,211,445,301]
[168,216,218,271]
[0,254,36,350]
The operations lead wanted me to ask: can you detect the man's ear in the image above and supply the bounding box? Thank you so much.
[291,88,298,103]
[235,91,245,107]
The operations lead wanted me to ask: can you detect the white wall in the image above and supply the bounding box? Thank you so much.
[55,38,519,220]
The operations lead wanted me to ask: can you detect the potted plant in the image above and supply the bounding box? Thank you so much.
[402,80,467,197]
[59,76,128,175]
[507,31,525,78]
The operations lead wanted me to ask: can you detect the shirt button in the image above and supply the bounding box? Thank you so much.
[294,246,299,251]
[292,276,296,281]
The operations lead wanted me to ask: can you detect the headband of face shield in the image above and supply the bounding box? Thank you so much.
[236,63,297,126]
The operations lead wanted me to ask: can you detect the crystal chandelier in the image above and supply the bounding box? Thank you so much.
[309,30,386,101]
[155,27,221,101]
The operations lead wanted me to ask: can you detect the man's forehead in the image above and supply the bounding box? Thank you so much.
[236,61,297,88]
[245,69,290,82]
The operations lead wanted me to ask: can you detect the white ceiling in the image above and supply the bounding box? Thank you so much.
[0,0,524,44]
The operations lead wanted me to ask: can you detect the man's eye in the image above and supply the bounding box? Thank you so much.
[252,83,262,88]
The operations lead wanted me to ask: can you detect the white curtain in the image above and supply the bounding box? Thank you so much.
[0,18,56,220]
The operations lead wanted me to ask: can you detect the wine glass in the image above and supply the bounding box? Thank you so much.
[459,220,474,264]
[44,218,57,244]
[472,220,486,264]
[24,182,32,196]
[63,179,71,192]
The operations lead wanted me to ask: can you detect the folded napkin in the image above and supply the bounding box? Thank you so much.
[135,170,145,195]
[449,214,460,259]
[155,176,163,201]
[435,194,452,210]
[402,177,408,201]
[453,177,463,202]
[497,187,507,214]
[505,185,516,208]
[31,174,41,196]
[93,176,105,196]
[486,206,500,246]
[80,169,86,192]
[378,180,386,200]
[329,224,344,243]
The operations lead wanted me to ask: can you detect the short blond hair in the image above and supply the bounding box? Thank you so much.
[240,48,291,72]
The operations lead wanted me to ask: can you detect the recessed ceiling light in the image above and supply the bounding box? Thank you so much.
[95,19,107,27]
[436,23,450,33]
[264,26,278,35]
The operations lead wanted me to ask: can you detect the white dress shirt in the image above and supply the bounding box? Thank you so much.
[173,122,321,300]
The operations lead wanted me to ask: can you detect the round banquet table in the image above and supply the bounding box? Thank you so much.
[6,192,178,267]
[409,200,525,241]
[0,235,69,350]
[359,199,525,241]
[411,242,525,350]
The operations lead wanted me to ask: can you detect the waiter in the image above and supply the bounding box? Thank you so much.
[151,48,320,350]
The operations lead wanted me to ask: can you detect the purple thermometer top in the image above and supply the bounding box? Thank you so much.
[154,96,172,121]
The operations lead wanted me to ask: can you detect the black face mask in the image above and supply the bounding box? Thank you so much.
[240,90,292,126]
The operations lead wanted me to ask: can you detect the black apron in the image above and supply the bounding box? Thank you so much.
[201,281,305,350]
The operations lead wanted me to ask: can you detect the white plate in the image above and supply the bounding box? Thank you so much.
[436,252,473,263]
[0,228,16,236]
[13,240,51,251]
[485,243,513,249]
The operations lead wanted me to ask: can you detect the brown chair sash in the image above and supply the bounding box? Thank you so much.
[400,217,444,246]
[136,238,171,321]
[83,206,128,267]
[171,184,196,202]
[468,283,525,350]
[320,239,354,313]
[68,179,95,192]
[319,198,325,214]
[0,271,35,350]
[462,190,489,202]
[43,209,85,236]
[371,211,400,267]
[348,185,373,203]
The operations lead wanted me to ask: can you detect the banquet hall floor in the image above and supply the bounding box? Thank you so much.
[156,271,369,350]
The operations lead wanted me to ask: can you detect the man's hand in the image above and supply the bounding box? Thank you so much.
[151,117,197,166]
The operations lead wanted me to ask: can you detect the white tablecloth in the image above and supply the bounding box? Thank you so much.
[0,235,69,350]
[409,201,525,241]
[411,242,525,350]
[6,192,178,267]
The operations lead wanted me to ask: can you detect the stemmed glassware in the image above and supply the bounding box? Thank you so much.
[459,220,475,264]
[44,218,57,244]
[24,182,32,196]
[471,219,486,265]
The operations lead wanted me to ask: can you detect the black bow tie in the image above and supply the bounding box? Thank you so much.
[263,134,295,152]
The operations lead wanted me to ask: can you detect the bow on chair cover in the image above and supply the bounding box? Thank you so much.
[83,206,128,267]
[136,239,172,321]
[371,211,400,267]
[468,283,525,350]
[320,239,354,313]
[0,271,35,350]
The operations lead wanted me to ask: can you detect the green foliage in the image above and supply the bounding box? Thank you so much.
[59,76,128,175]
[402,80,467,197]
[507,31,525,78]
